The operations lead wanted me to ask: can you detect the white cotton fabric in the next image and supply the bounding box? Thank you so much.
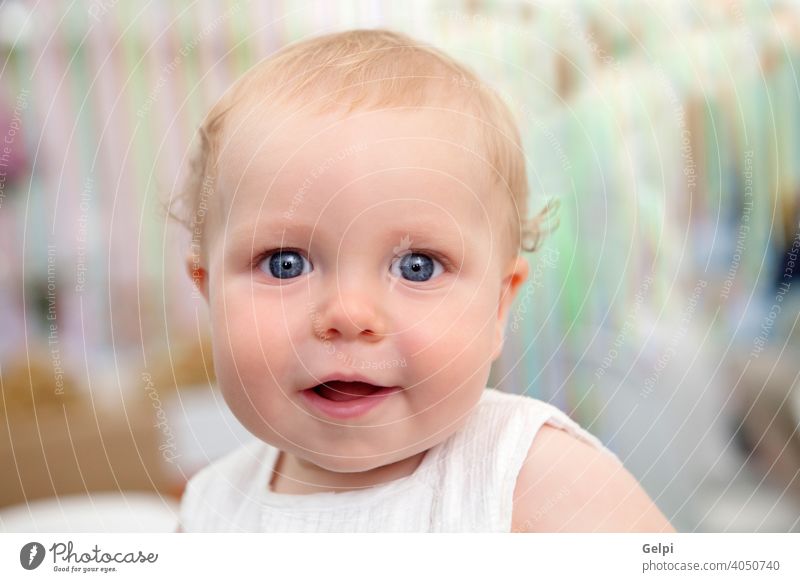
[179,388,613,532]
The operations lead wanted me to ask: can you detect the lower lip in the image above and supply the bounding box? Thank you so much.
[300,385,401,420]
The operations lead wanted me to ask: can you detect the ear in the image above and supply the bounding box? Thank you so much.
[491,254,530,362]
[186,254,209,302]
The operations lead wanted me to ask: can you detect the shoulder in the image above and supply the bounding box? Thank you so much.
[511,424,676,532]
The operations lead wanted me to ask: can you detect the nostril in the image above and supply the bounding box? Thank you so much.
[360,329,383,342]
[316,329,335,341]
[309,298,386,341]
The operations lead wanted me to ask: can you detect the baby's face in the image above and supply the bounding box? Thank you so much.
[195,106,528,473]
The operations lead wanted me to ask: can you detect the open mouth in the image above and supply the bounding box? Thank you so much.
[301,380,401,419]
[310,381,392,402]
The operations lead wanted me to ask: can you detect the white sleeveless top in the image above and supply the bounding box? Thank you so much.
[179,388,613,532]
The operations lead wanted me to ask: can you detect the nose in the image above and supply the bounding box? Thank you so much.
[311,280,386,343]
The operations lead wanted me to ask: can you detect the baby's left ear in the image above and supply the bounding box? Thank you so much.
[491,255,530,362]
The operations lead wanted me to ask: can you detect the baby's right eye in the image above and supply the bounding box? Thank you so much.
[258,250,313,279]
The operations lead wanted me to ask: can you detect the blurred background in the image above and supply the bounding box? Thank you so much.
[1,0,799,532]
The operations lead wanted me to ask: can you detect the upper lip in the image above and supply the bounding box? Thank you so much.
[301,372,395,391]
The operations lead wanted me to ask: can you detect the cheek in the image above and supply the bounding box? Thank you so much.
[401,292,497,389]
[209,295,303,439]
[210,290,304,394]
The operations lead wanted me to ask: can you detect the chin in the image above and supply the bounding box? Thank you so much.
[305,452,395,474]
[308,438,433,473]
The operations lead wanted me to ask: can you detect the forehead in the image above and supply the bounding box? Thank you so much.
[214,107,498,233]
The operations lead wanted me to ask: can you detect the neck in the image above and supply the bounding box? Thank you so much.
[269,449,427,494]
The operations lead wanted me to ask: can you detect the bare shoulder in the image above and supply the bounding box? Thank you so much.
[511,424,676,532]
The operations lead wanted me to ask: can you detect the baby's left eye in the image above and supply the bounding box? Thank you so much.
[389,252,444,282]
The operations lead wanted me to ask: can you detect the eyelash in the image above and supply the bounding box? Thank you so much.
[409,249,455,272]
[251,247,306,270]
[251,247,455,273]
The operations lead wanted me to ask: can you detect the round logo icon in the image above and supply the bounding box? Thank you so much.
[20,542,46,570]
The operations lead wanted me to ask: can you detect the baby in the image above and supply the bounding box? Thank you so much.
[175,29,673,532]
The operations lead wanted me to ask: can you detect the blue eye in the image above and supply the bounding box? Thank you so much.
[260,250,312,279]
[390,252,444,282]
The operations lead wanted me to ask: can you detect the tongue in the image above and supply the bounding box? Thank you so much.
[316,381,381,402]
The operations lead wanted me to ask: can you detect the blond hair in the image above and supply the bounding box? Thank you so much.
[171,29,555,263]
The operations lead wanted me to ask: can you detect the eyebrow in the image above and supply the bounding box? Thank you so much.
[225,216,469,249]
[385,222,465,247]
[225,220,314,246]
[396,209,481,235]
